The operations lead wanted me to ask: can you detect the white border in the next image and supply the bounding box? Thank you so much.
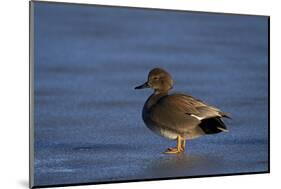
[1,0,279,189]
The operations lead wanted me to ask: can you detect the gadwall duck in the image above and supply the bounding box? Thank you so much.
[135,68,230,154]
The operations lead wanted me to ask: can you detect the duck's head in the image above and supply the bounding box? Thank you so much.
[135,68,174,93]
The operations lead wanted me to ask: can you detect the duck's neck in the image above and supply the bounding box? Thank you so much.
[154,89,169,95]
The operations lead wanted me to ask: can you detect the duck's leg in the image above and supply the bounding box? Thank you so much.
[164,136,182,154]
[181,139,186,153]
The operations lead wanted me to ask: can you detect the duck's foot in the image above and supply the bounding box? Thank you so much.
[164,136,186,154]
[164,147,184,154]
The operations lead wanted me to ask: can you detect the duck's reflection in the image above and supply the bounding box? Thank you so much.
[142,153,224,178]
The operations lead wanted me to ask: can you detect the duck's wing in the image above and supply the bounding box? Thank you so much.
[166,93,228,119]
[149,93,228,133]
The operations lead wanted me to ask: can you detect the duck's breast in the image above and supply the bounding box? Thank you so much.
[142,109,178,139]
[142,94,179,140]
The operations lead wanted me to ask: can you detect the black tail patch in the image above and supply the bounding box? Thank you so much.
[199,117,228,134]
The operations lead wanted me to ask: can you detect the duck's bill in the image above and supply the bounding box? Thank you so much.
[134,82,149,89]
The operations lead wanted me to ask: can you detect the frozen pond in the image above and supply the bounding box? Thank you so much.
[32,2,269,187]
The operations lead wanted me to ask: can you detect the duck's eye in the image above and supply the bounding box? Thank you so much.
[153,77,159,80]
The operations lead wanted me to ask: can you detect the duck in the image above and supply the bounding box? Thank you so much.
[135,68,230,154]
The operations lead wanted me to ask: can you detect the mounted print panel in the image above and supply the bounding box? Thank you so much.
[29,1,269,188]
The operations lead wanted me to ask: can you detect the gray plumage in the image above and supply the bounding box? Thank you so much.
[135,68,230,154]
